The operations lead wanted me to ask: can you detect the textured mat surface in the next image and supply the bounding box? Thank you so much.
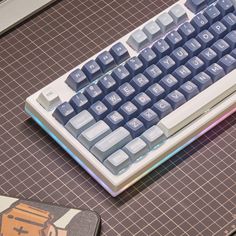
[0,0,236,235]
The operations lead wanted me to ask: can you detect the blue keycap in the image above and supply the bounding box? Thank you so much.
[132,92,152,112]
[218,54,236,73]
[206,0,217,4]
[222,13,236,31]
[184,38,202,57]
[125,118,145,138]
[111,65,131,85]
[66,69,88,92]
[146,83,166,102]
[224,31,236,49]
[166,90,186,109]
[173,65,192,84]
[185,0,206,13]
[152,39,171,58]
[178,22,196,41]
[119,102,138,122]
[199,48,218,67]
[117,82,136,101]
[171,47,189,66]
[204,5,221,24]
[152,99,173,119]
[144,65,163,83]
[157,56,176,74]
[103,92,122,111]
[104,111,125,130]
[53,102,76,125]
[191,13,209,33]
[125,57,144,77]
[70,93,90,113]
[84,84,103,103]
[196,30,215,48]
[138,48,158,68]
[166,31,183,50]
[209,21,227,40]
[138,109,159,129]
[110,42,130,64]
[216,0,234,16]
[192,72,213,91]
[179,81,199,100]
[130,74,150,93]
[97,74,117,94]
[212,39,231,58]
[186,56,205,76]
[231,48,236,58]
[89,101,109,121]
[82,60,102,82]
[205,63,225,82]
[96,51,116,73]
[159,75,178,93]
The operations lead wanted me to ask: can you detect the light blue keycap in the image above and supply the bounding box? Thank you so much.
[91,127,132,162]
[143,21,162,41]
[65,110,95,137]
[169,4,188,24]
[78,121,112,149]
[156,12,175,33]
[123,138,148,162]
[127,29,149,51]
[104,150,130,175]
[141,125,165,149]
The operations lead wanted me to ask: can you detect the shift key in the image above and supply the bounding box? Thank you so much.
[91,127,132,162]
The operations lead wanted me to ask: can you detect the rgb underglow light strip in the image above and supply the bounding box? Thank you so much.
[25,107,236,197]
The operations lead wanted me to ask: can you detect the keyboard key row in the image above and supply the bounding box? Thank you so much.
[127,4,188,51]
[65,42,130,92]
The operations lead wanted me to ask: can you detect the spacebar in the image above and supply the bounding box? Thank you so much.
[158,72,236,137]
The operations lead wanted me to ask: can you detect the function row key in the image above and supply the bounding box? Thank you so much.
[65,42,129,92]
[127,4,188,51]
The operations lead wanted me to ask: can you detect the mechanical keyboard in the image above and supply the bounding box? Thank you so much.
[25,0,236,196]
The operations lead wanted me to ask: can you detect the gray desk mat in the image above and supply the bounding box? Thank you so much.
[0,0,235,235]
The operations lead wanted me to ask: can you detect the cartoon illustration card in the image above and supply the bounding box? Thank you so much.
[0,195,101,236]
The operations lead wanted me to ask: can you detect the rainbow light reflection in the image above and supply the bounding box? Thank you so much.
[25,107,236,197]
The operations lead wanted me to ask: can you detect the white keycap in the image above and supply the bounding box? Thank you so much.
[158,73,236,137]
[65,111,95,137]
[123,138,148,162]
[37,88,61,111]
[78,121,112,149]
[91,127,132,162]
[104,150,130,175]
[141,126,165,149]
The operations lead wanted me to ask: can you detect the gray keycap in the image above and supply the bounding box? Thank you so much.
[123,138,148,162]
[156,13,175,33]
[143,21,162,41]
[169,4,188,24]
[65,110,95,137]
[104,150,130,175]
[141,125,165,149]
[78,121,112,149]
[127,29,149,51]
[91,127,132,162]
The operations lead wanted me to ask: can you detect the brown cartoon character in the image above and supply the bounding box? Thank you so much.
[0,203,67,236]
[0,196,101,236]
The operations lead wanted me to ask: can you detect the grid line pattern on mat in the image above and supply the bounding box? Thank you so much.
[0,0,235,235]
